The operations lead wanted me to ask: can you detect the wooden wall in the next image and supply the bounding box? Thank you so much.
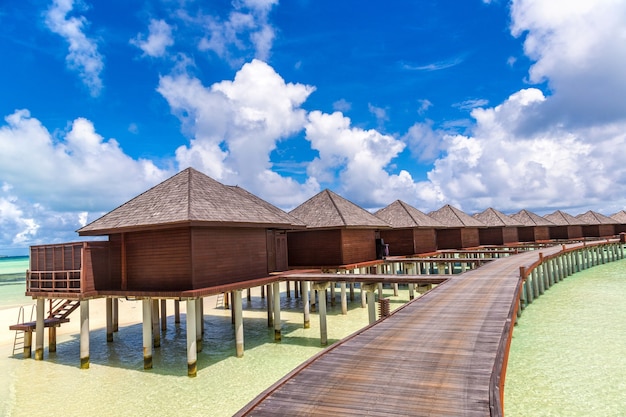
[288,229,343,267]
[436,229,462,250]
[478,228,505,246]
[191,227,268,288]
[615,224,626,233]
[414,229,438,254]
[380,229,414,256]
[567,225,584,239]
[502,227,519,244]
[461,228,481,248]
[582,225,615,238]
[548,226,569,240]
[340,229,377,264]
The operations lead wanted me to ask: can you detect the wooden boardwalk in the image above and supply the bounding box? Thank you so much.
[236,245,568,417]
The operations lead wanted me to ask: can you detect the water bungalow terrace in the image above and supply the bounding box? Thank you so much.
[374,200,444,256]
[544,210,586,240]
[576,210,617,238]
[428,204,485,249]
[287,189,391,267]
[611,210,626,233]
[510,209,554,242]
[473,207,522,245]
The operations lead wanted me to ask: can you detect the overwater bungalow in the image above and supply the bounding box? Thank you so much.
[472,207,522,245]
[287,189,391,267]
[374,200,444,255]
[576,210,617,238]
[610,210,626,233]
[428,205,485,249]
[544,210,586,240]
[21,167,306,373]
[510,209,554,242]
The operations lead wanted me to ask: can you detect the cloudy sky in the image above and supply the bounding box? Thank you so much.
[1,0,626,255]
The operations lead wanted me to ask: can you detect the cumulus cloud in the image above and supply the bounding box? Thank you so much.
[44,0,104,96]
[131,19,174,58]
[158,59,318,206]
[0,109,170,250]
[198,0,278,64]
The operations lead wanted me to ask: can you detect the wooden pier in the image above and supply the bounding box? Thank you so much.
[235,241,624,417]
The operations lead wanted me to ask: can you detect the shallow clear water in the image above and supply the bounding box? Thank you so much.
[505,258,626,416]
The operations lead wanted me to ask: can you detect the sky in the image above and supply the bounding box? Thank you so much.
[1,0,626,255]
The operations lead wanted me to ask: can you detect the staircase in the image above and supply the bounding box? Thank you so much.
[12,305,35,356]
[48,299,80,321]
[215,293,224,308]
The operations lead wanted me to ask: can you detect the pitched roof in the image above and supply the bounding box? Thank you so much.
[472,207,523,227]
[289,189,390,229]
[576,210,617,225]
[78,168,304,235]
[611,210,626,223]
[510,209,555,226]
[228,185,306,227]
[374,200,444,228]
[427,204,485,228]
[544,210,587,226]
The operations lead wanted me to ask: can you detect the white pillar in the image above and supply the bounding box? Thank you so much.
[160,299,167,331]
[303,281,311,329]
[360,282,366,308]
[234,290,244,358]
[313,282,330,346]
[273,281,281,341]
[80,299,90,369]
[186,299,197,377]
[196,298,202,352]
[151,299,160,348]
[142,299,152,370]
[409,283,415,300]
[267,284,274,327]
[309,283,316,312]
[340,282,347,315]
[365,284,378,324]
[35,298,45,360]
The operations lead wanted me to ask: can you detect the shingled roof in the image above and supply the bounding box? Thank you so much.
[289,189,390,229]
[428,204,485,228]
[78,168,305,235]
[544,210,587,226]
[611,210,626,223]
[374,200,444,228]
[576,210,618,225]
[510,209,554,226]
[472,207,523,227]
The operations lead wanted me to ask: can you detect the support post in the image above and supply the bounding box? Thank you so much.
[80,299,90,369]
[151,299,160,348]
[48,326,56,353]
[234,290,244,358]
[35,298,45,360]
[340,282,347,315]
[313,282,330,346]
[142,299,152,370]
[273,281,281,341]
[266,284,273,327]
[160,299,167,331]
[174,300,180,324]
[363,283,378,324]
[24,331,32,358]
[113,298,119,332]
[360,282,366,308]
[186,299,197,377]
[303,281,310,329]
[106,297,113,343]
[196,298,202,352]
[409,283,415,300]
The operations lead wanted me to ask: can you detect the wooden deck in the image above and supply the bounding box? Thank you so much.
[236,245,568,417]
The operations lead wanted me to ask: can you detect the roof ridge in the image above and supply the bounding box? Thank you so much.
[327,189,348,226]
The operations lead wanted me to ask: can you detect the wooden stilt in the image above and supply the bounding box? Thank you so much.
[286,281,291,299]
[330,283,336,307]
[349,282,355,301]
[186,299,197,377]
[80,299,90,369]
[234,290,244,358]
[303,281,310,329]
[310,284,316,312]
[35,298,44,360]
[160,299,167,331]
[196,298,202,352]
[273,281,281,341]
[48,326,56,353]
[23,331,32,358]
[142,299,152,370]
[174,300,180,324]
[267,284,274,327]
[113,298,119,332]
[106,298,113,342]
[151,299,160,348]
[247,287,252,301]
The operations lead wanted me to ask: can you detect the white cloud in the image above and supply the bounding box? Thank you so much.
[158,59,318,207]
[44,0,104,96]
[0,109,170,250]
[131,19,174,58]
[333,99,351,112]
[402,120,445,163]
[197,0,278,64]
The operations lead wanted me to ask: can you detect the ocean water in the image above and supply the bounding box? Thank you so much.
[505,258,626,416]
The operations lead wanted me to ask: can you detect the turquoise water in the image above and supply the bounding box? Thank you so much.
[505,258,626,416]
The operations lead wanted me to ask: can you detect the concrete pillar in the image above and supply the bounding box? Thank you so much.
[35,298,45,360]
[312,282,330,346]
[174,300,180,324]
[196,298,203,351]
[234,290,244,358]
[247,287,252,301]
[377,283,383,300]
[364,283,378,324]
[542,261,550,290]
[106,297,113,343]
[286,280,291,299]
[303,281,311,329]
[273,281,281,341]
[23,331,32,358]
[160,299,167,331]
[330,282,336,307]
[80,299,90,369]
[113,298,119,332]
[349,282,355,301]
[142,299,152,370]
[186,299,197,377]
[340,282,347,315]
[151,299,160,348]
[267,284,274,327]
[310,283,316,312]
[409,283,415,300]
[360,282,366,308]
[48,326,57,353]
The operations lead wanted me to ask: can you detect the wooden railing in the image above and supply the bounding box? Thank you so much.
[27,270,82,293]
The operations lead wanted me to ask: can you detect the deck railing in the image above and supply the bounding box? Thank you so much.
[27,270,82,293]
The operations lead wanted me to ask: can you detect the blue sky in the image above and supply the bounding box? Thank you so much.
[1,0,626,255]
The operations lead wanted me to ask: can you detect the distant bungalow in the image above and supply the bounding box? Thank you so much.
[611,210,626,233]
[428,205,485,249]
[374,200,443,255]
[576,210,617,238]
[473,207,522,246]
[287,189,390,267]
[544,210,586,240]
[510,209,553,242]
